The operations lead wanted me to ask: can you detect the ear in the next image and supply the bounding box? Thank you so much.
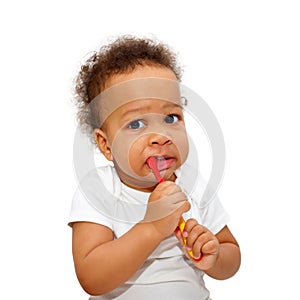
[94,128,113,161]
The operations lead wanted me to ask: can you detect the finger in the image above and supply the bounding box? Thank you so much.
[190,231,219,260]
[149,182,181,203]
[172,200,191,221]
[171,191,187,204]
[149,192,186,205]
[154,181,180,194]
[201,239,219,256]
[154,192,186,205]
[144,193,190,222]
[186,226,209,252]
[191,232,210,258]
[164,182,181,195]
[182,218,199,234]
[179,200,191,215]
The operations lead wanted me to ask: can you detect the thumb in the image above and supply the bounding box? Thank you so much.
[176,199,191,216]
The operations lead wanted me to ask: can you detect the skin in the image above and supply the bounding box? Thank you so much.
[96,97,188,192]
[72,65,241,296]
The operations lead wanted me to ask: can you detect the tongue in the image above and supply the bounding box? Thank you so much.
[156,158,168,171]
[146,156,164,183]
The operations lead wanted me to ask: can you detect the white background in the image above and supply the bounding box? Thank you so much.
[1,0,299,299]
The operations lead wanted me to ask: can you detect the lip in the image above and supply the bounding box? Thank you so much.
[146,156,175,172]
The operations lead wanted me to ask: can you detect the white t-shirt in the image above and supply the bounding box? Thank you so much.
[69,164,230,300]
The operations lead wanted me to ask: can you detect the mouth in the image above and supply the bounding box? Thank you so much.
[146,156,175,172]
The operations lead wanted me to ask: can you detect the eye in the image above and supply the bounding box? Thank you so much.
[164,114,179,124]
[128,119,146,129]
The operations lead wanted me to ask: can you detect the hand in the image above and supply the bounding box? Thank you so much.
[143,181,190,239]
[175,218,220,270]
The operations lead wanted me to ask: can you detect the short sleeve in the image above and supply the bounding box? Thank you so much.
[199,195,230,234]
[68,187,114,229]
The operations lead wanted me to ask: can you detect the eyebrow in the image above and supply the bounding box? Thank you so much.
[120,101,182,120]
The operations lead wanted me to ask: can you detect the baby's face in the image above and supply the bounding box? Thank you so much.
[95,66,189,191]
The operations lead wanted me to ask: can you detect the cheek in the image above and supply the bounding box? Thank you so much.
[172,130,189,165]
[128,138,147,172]
[111,136,131,168]
[110,131,146,175]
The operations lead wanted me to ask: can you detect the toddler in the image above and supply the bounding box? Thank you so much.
[69,35,241,299]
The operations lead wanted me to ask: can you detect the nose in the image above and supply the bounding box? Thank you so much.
[148,133,172,146]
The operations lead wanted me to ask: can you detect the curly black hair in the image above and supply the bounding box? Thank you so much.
[73,35,183,141]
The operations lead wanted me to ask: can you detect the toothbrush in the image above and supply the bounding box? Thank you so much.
[146,156,164,183]
[146,156,199,260]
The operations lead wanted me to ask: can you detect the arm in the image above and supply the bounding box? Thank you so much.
[204,225,241,279]
[72,221,162,295]
[177,220,241,280]
[72,181,190,296]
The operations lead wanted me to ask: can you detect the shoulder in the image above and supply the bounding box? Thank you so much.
[68,165,121,228]
[78,165,121,195]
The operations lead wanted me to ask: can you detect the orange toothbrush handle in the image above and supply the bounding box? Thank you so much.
[178,217,201,261]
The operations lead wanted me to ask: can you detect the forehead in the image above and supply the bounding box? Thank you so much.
[118,98,183,117]
[95,77,182,127]
[104,65,178,88]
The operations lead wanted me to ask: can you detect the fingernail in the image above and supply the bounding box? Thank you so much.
[192,254,202,261]
[183,231,188,238]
